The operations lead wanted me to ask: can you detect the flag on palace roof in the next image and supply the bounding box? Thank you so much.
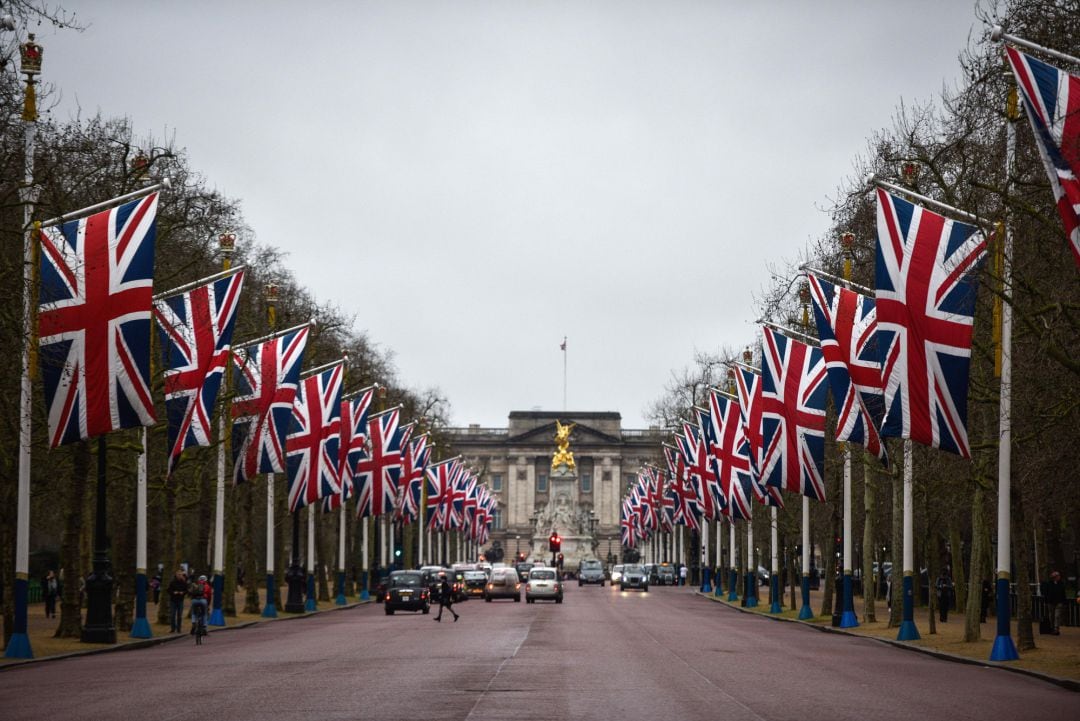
[231,325,310,483]
[154,269,244,477]
[327,386,374,512]
[807,274,888,465]
[760,326,828,501]
[354,407,404,518]
[1005,46,1080,268]
[874,188,987,457]
[286,363,344,513]
[38,192,159,447]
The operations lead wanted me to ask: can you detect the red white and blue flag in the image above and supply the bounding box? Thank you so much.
[286,363,344,512]
[398,434,430,524]
[707,390,753,520]
[874,188,987,457]
[663,444,700,531]
[425,457,459,531]
[231,326,309,483]
[733,365,784,508]
[327,386,375,512]
[620,499,636,548]
[693,410,727,519]
[154,270,245,477]
[354,408,405,518]
[807,274,888,464]
[38,193,159,447]
[760,327,828,501]
[1005,46,1080,267]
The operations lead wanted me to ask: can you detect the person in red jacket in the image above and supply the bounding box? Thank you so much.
[189,574,212,635]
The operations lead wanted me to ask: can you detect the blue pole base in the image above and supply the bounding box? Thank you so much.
[744,573,757,607]
[305,573,316,612]
[701,567,712,594]
[360,570,370,601]
[727,570,739,601]
[769,576,781,613]
[769,601,783,614]
[714,579,723,597]
[897,620,921,641]
[261,603,278,618]
[209,574,226,626]
[3,633,32,659]
[840,611,859,628]
[746,595,759,608]
[799,576,812,619]
[208,608,226,626]
[335,571,347,605]
[130,617,153,639]
[262,572,278,618]
[798,604,814,620]
[990,633,1020,661]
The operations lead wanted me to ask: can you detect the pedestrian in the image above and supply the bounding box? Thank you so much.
[935,567,954,622]
[167,569,188,633]
[1042,570,1066,635]
[42,569,60,618]
[679,564,687,587]
[150,570,162,604]
[188,574,211,635]
[980,578,992,623]
[433,576,458,622]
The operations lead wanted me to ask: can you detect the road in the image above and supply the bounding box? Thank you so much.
[0,583,1074,720]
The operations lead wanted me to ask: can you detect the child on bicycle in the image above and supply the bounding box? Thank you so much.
[189,574,212,635]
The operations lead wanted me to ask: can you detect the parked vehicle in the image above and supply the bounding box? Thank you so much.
[620,564,648,592]
[484,568,522,602]
[526,567,563,603]
[384,571,430,615]
[578,559,605,587]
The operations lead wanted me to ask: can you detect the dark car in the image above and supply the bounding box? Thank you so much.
[578,559,605,587]
[463,570,488,598]
[384,571,430,615]
[620,564,649,592]
[656,564,677,586]
[514,562,535,582]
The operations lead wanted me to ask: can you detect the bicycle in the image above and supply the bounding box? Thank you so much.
[191,601,208,645]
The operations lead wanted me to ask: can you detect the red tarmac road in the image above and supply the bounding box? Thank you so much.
[0,584,1075,721]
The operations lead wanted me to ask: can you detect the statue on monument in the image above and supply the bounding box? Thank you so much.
[551,420,576,472]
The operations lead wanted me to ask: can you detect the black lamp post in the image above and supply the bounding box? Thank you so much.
[82,437,116,643]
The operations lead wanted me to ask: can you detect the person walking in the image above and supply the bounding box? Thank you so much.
[42,570,60,619]
[980,578,992,623]
[1043,570,1066,635]
[935,568,954,622]
[434,577,458,622]
[150,570,162,604]
[679,564,687,587]
[167,569,188,633]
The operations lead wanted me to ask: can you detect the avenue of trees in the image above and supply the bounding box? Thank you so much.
[648,0,1078,648]
[0,7,452,643]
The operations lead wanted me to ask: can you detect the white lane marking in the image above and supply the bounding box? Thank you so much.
[463,613,534,720]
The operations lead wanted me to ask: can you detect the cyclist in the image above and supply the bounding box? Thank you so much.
[189,574,211,636]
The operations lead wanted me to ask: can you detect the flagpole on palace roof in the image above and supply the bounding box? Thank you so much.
[5,31,42,660]
[991,25,1080,67]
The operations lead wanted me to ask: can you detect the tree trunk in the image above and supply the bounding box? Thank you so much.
[787,537,797,611]
[861,453,876,623]
[949,521,967,616]
[1012,487,1036,651]
[889,470,902,628]
[819,514,837,617]
[964,485,988,642]
[927,526,938,636]
[55,441,90,638]
[317,510,331,602]
[111,446,137,634]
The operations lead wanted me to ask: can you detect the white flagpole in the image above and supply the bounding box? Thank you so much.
[700,519,710,591]
[746,508,757,607]
[728,521,737,601]
[336,504,347,605]
[262,474,277,616]
[798,496,812,618]
[897,440,920,639]
[360,518,370,600]
[769,506,781,613]
[840,446,857,627]
[305,505,316,611]
[209,421,226,626]
[130,429,152,638]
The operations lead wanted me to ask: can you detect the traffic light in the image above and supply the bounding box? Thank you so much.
[549,533,561,553]
[557,553,564,569]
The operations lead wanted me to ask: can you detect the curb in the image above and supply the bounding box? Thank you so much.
[693,591,1080,693]
[0,599,372,672]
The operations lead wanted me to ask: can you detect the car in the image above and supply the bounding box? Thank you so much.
[484,568,522,602]
[610,564,625,586]
[655,564,677,586]
[383,571,430,615]
[578,559,605,587]
[514,562,535,582]
[526,567,563,603]
[620,564,648,592]
[463,570,488,597]
[644,563,658,584]
[445,568,469,602]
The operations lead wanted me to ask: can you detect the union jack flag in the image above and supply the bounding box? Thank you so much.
[808,274,888,464]
[692,410,726,519]
[397,435,429,524]
[646,466,673,533]
[425,457,459,531]
[231,326,310,484]
[286,363,344,513]
[326,386,374,512]
[733,366,784,508]
[446,465,469,531]
[154,270,245,477]
[663,444,699,531]
[707,390,753,520]
[875,189,987,457]
[354,407,404,518]
[1006,46,1080,268]
[38,193,159,447]
[620,499,636,548]
[636,472,657,532]
[760,327,828,501]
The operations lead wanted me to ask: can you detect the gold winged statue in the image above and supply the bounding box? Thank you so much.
[551,420,576,472]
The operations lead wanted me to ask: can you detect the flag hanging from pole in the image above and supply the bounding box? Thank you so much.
[38,192,160,447]
[707,389,754,519]
[1005,46,1080,268]
[807,273,888,465]
[326,386,374,512]
[354,408,404,518]
[154,269,245,477]
[874,188,987,457]
[231,326,310,483]
[286,363,344,513]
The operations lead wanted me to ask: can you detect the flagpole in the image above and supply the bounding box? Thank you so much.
[990,82,1021,662]
[991,25,1080,67]
[209,233,235,628]
[837,237,859,629]
[897,439,920,640]
[798,496,813,619]
[130,429,152,638]
[39,180,170,229]
[700,518,711,593]
[359,519,370,601]
[305,506,316,611]
[714,521,722,597]
[728,521,738,602]
[261,285,280,618]
[5,36,42,660]
[769,506,782,613]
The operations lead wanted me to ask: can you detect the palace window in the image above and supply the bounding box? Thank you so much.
[581,473,592,493]
[537,473,548,493]
[491,473,503,491]
[492,507,504,530]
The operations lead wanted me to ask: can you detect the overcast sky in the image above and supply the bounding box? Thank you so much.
[36,0,986,429]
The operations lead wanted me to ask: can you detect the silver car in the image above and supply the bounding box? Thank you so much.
[525,567,563,603]
[620,564,649,592]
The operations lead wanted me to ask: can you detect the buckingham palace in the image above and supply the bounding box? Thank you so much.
[444,411,665,566]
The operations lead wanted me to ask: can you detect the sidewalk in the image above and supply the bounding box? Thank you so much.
[1,587,371,668]
[695,583,1080,690]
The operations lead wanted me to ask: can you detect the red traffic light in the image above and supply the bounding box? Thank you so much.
[548,533,562,552]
